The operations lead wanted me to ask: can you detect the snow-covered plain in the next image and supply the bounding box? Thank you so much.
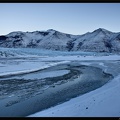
[0,48,120,117]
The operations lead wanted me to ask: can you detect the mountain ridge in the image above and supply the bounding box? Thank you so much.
[0,28,120,53]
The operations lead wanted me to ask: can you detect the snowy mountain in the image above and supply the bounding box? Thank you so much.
[73,28,120,52]
[0,28,120,52]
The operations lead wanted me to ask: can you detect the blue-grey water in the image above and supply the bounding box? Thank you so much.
[0,61,113,117]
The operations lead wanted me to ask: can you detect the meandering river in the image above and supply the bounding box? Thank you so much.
[0,61,113,117]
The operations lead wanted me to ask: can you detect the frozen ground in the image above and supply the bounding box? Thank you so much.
[0,60,69,77]
[28,58,120,117]
[29,74,120,117]
[0,48,120,117]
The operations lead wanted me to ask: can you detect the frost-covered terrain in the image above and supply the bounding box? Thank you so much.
[29,73,120,117]
[0,47,120,117]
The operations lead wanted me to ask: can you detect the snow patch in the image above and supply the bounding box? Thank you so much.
[0,61,70,78]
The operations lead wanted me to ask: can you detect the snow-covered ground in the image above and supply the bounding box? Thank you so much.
[28,53,120,117]
[39,54,120,61]
[0,61,69,77]
[29,73,120,117]
[0,47,120,117]
[0,47,113,58]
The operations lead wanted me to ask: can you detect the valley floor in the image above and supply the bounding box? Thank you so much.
[0,48,120,117]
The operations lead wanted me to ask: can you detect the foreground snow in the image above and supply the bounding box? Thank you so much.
[29,73,120,117]
[28,55,120,117]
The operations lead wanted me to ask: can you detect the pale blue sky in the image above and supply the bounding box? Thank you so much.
[0,3,120,35]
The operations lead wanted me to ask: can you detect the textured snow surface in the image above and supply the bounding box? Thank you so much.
[29,71,120,117]
[28,54,120,117]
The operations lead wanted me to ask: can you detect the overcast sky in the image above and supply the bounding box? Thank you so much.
[0,3,120,35]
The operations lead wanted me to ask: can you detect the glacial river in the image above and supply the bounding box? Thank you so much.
[0,61,113,117]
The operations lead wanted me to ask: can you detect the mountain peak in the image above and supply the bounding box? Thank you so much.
[93,28,112,34]
[47,29,56,32]
[98,28,111,32]
[98,28,107,31]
